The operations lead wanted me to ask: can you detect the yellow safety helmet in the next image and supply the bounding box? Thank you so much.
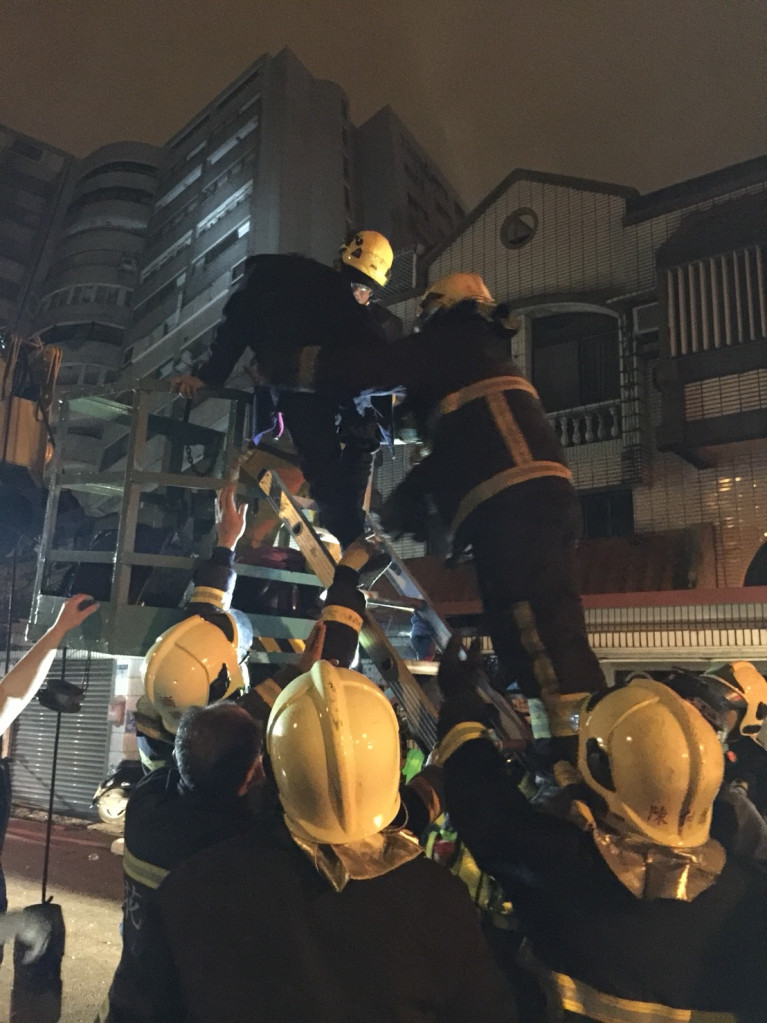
[143,613,247,734]
[418,272,495,315]
[266,660,401,845]
[578,677,724,848]
[703,661,767,740]
[338,231,393,288]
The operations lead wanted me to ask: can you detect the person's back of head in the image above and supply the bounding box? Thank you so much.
[416,271,519,349]
[648,662,767,747]
[266,660,401,845]
[143,613,249,734]
[578,676,724,848]
[174,702,262,800]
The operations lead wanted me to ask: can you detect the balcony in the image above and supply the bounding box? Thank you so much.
[34,303,132,334]
[548,400,621,448]
[655,196,767,466]
[135,247,191,304]
[128,289,181,341]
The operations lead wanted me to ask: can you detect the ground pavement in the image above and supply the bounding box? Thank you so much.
[0,814,123,1023]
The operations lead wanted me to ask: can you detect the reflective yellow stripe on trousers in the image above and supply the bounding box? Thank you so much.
[550,969,737,1023]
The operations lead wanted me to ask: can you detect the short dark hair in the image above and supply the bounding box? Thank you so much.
[174,703,262,798]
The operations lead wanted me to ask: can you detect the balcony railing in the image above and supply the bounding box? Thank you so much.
[547,400,621,447]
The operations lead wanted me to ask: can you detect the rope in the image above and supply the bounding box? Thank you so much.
[41,648,66,904]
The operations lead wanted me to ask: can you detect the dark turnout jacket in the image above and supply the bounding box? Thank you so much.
[444,737,767,1023]
[123,816,518,1023]
[105,767,259,1023]
[265,303,573,541]
[196,253,387,388]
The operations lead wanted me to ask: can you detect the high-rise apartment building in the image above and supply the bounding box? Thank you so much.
[33,142,161,387]
[0,126,73,336]
[119,48,466,384]
[8,49,464,386]
[356,105,465,254]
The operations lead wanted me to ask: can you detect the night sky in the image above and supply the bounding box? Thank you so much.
[1,0,765,209]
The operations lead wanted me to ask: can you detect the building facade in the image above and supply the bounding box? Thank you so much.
[117,48,466,386]
[32,141,161,389]
[381,158,767,674]
[0,126,73,337]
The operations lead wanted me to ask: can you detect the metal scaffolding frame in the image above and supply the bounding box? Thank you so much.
[29,382,321,661]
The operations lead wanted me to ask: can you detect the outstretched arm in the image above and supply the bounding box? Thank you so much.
[0,595,98,734]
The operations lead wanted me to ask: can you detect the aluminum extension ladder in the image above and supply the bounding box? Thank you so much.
[257,469,526,750]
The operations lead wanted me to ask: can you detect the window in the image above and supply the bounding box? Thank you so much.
[208,118,258,165]
[407,192,427,219]
[666,246,767,356]
[216,70,259,111]
[532,312,620,412]
[11,138,43,161]
[154,167,203,211]
[170,116,209,152]
[0,278,20,300]
[231,258,248,284]
[404,164,421,188]
[500,208,538,250]
[79,161,157,183]
[196,184,252,234]
[579,488,634,540]
[67,187,154,213]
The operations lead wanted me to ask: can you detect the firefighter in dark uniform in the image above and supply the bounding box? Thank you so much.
[101,701,266,1023]
[135,485,381,768]
[259,271,606,746]
[110,661,518,1023]
[171,232,396,548]
[133,484,256,771]
[659,661,767,814]
[652,662,767,859]
[435,664,767,1022]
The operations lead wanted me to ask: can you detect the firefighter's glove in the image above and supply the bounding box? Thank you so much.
[436,637,500,741]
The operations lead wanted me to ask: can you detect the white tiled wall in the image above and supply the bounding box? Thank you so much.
[381,169,767,587]
[107,655,146,768]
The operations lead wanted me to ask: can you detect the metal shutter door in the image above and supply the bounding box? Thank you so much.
[9,651,113,817]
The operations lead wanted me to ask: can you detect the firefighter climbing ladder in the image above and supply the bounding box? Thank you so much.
[257,469,527,750]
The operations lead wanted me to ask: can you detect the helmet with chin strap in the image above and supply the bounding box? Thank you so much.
[338,231,393,289]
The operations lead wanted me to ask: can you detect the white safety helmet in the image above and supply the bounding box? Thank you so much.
[143,613,247,734]
[266,661,401,845]
[578,677,724,848]
[94,786,130,827]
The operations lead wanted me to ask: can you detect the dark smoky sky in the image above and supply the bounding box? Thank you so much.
[1,0,765,209]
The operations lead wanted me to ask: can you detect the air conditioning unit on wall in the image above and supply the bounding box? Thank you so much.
[633,301,661,337]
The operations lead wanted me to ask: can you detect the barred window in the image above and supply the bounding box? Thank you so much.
[666,246,767,356]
